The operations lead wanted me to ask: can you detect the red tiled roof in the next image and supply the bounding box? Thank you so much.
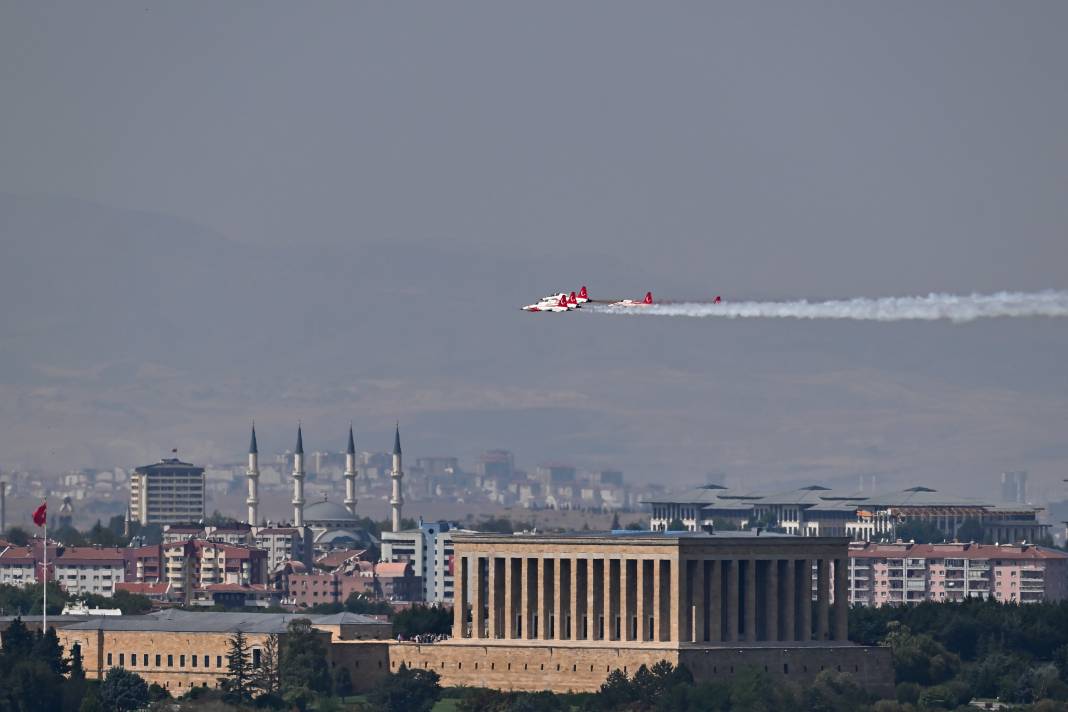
[375,562,412,577]
[57,546,126,562]
[199,583,271,592]
[849,542,1068,561]
[116,582,169,595]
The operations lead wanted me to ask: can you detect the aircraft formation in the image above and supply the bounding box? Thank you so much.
[521,286,720,313]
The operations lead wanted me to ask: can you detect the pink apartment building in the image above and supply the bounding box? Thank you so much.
[849,542,1068,606]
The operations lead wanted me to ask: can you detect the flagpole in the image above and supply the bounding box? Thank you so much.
[42,503,47,633]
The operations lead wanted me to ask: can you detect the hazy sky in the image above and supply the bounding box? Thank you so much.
[1,3,1066,499]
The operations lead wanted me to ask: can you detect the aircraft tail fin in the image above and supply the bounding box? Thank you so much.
[644,291,653,304]
[568,291,578,305]
[578,286,588,300]
[558,295,568,307]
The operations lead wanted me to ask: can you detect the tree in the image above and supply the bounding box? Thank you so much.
[366,664,442,712]
[393,605,451,637]
[610,512,621,530]
[99,667,149,712]
[147,682,170,702]
[624,521,645,531]
[332,666,353,697]
[69,642,85,681]
[0,617,34,660]
[78,686,104,712]
[894,520,945,544]
[280,618,331,703]
[955,517,986,543]
[33,627,70,675]
[252,634,281,698]
[221,629,254,703]
[3,527,29,545]
[666,518,686,531]
[344,592,393,616]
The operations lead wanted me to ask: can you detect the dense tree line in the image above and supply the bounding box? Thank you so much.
[0,582,152,617]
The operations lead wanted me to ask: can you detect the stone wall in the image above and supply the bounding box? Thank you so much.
[337,640,895,696]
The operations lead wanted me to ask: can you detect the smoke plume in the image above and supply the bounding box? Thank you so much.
[591,291,1068,323]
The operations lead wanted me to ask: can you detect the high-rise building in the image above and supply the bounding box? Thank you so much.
[1001,471,1028,504]
[130,457,206,526]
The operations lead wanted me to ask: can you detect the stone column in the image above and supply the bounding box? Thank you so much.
[833,557,849,641]
[693,559,706,643]
[816,558,830,641]
[783,558,795,641]
[472,555,484,639]
[554,558,566,641]
[487,556,499,638]
[520,557,531,639]
[652,558,664,641]
[744,559,757,641]
[709,560,723,642]
[765,559,779,642]
[621,559,633,641]
[503,556,515,639]
[799,559,813,641]
[726,559,739,642]
[570,557,581,639]
[671,558,686,643]
[589,559,598,644]
[538,557,551,640]
[605,558,618,641]
[453,554,468,638]
[636,559,648,641]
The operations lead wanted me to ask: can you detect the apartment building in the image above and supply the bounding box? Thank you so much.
[849,542,1068,606]
[380,520,472,603]
[52,547,126,597]
[130,458,205,526]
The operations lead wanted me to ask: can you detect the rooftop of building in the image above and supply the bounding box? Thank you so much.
[452,530,838,545]
[54,608,386,634]
[134,458,205,475]
[848,541,1068,560]
[644,484,1031,513]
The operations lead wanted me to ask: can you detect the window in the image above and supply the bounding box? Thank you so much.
[107,653,113,665]
[156,655,161,667]
[192,655,197,668]
[204,655,209,668]
[143,654,148,666]
[119,654,124,666]
[168,655,173,667]
[217,656,222,668]
[180,655,186,668]
[129,653,135,666]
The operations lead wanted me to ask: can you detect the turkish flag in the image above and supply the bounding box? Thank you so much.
[32,501,46,527]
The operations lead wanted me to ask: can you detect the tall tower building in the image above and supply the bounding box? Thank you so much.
[247,423,260,525]
[292,425,306,527]
[344,425,358,516]
[130,456,205,526]
[391,423,404,532]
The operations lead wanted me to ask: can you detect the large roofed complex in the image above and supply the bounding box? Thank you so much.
[646,484,1048,543]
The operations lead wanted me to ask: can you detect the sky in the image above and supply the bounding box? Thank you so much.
[1,2,1066,499]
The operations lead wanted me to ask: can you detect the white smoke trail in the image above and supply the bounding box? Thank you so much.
[590,290,1068,323]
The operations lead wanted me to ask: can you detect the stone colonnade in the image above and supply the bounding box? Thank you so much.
[452,554,849,643]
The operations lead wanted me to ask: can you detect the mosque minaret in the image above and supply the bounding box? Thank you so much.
[292,424,306,527]
[246,423,260,525]
[390,423,404,532]
[344,425,358,516]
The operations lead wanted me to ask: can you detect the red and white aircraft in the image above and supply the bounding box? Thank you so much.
[610,291,654,307]
[575,286,590,304]
[522,294,571,313]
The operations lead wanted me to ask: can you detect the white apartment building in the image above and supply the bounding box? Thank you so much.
[52,548,127,597]
[130,457,206,526]
[381,520,473,603]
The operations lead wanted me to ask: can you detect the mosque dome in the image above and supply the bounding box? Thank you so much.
[303,499,357,524]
